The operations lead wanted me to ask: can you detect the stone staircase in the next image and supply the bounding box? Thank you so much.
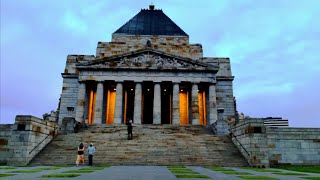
[29,125,248,166]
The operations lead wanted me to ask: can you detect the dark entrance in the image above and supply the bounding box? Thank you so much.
[142,82,154,124]
[124,82,134,124]
[161,82,172,124]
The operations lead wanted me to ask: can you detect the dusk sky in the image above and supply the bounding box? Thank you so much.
[1,0,319,127]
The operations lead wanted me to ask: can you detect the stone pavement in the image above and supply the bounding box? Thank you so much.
[0,166,319,180]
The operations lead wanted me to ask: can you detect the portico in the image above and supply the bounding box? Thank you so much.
[75,80,218,125]
[73,49,219,125]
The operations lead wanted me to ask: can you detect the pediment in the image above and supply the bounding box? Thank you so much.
[77,48,218,71]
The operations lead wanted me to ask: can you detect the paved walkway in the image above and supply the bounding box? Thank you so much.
[0,166,319,180]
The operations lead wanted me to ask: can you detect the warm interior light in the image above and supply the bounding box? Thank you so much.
[180,89,183,92]
[164,89,166,91]
[131,88,133,91]
[113,88,116,91]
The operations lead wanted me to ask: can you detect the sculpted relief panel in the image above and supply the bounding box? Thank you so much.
[96,54,202,69]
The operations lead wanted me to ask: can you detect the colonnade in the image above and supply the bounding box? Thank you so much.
[75,81,218,125]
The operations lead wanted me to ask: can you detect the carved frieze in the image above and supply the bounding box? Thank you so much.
[93,54,202,69]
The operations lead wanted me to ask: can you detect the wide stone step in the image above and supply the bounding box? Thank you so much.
[29,125,247,166]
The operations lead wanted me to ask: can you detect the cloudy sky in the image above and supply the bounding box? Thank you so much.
[1,0,319,127]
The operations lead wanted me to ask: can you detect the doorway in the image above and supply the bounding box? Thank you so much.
[124,82,135,124]
[142,82,154,124]
[161,82,172,124]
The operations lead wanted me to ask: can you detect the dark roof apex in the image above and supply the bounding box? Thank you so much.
[113,7,188,36]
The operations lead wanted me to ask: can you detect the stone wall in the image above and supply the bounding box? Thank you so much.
[0,124,14,165]
[231,119,320,167]
[58,78,79,124]
[97,35,203,60]
[8,116,58,166]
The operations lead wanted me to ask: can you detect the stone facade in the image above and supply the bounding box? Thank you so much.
[57,8,235,128]
[230,119,320,167]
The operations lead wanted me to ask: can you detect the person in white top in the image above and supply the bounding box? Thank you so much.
[87,143,96,166]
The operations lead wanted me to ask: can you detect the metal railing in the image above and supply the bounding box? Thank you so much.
[29,126,59,155]
[228,129,250,158]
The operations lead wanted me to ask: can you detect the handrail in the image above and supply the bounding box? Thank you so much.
[29,126,59,154]
[228,129,250,157]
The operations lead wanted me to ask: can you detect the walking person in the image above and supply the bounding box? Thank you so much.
[127,119,133,140]
[88,143,96,166]
[76,143,85,166]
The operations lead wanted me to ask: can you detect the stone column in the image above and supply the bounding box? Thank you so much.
[114,82,123,124]
[153,82,161,124]
[191,83,200,125]
[208,84,218,124]
[133,82,142,124]
[75,82,86,123]
[94,82,104,124]
[172,83,180,125]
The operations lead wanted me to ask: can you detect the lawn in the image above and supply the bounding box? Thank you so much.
[63,170,95,173]
[300,177,320,180]
[0,167,16,170]
[9,169,42,173]
[175,174,210,178]
[275,165,320,174]
[238,175,279,180]
[273,172,308,176]
[0,174,16,177]
[242,167,282,173]
[41,173,81,178]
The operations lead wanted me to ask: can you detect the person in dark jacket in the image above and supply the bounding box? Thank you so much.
[127,119,133,140]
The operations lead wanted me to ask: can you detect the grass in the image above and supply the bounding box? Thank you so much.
[301,177,320,180]
[0,167,16,170]
[242,168,282,173]
[0,174,16,177]
[175,174,210,178]
[205,166,235,171]
[222,171,251,175]
[171,170,200,174]
[63,170,95,173]
[9,169,42,173]
[273,172,308,176]
[167,166,186,168]
[34,167,62,170]
[238,175,279,180]
[275,165,320,174]
[41,173,81,178]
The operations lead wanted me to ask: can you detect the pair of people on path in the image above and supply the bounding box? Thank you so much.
[76,143,95,166]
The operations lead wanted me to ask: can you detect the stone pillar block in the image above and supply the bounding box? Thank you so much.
[191,83,200,125]
[133,82,142,124]
[94,82,104,124]
[172,83,180,125]
[153,83,161,124]
[209,84,218,125]
[114,82,123,124]
[75,82,86,123]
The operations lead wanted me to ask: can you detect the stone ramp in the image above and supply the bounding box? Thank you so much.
[29,125,247,166]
